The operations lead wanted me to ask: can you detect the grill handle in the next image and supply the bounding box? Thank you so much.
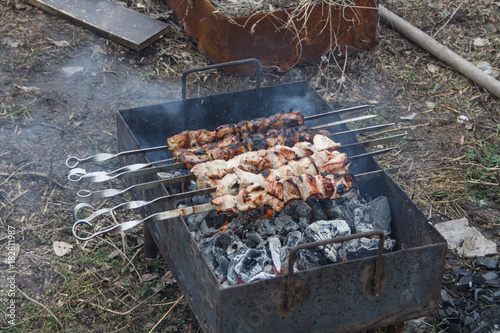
[181,58,261,100]
[284,230,386,310]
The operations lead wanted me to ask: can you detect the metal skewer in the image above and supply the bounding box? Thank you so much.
[66,145,170,169]
[75,146,398,202]
[72,168,397,241]
[65,105,375,169]
[69,120,392,179]
[69,133,405,184]
[73,148,399,224]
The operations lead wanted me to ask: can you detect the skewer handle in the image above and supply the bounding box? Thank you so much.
[65,145,170,168]
[72,203,216,241]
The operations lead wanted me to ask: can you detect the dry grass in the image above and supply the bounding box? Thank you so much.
[0,0,498,332]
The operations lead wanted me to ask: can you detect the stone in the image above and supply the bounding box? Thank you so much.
[434,218,498,258]
[457,275,473,290]
[482,272,498,281]
[476,256,498,269]
[441,289,455,307]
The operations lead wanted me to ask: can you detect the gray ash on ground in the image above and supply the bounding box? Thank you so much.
[179,188,395,286]
[434,255,500,333]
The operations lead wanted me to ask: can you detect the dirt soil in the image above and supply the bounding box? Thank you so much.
[1,0,499,332]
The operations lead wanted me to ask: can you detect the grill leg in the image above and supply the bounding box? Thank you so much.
[143,223,158,258]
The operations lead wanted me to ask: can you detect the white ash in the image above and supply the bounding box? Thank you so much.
[353,196,391,235]
[302,220,350,263]
[227,249,268,285]
[188,189,396,286]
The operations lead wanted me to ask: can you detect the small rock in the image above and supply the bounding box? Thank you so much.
[62,66,84,77]
[482,271,498,281]
[463,316,475,329]
[472,274,486,285]
[479,294,494,304]
[441,289,455,306]
[485,22,497,33]
[445,306,460,317]
[474,288,487,302]
[476,256,498,269]
[457,275,473,290]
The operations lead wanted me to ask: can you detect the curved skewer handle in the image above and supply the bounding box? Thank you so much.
[66,145,170,168]
[72,203,216,241]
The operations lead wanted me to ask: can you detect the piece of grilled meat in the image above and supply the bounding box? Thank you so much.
[167,111,304,151]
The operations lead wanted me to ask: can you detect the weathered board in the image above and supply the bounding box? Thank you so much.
[26,0,170,51]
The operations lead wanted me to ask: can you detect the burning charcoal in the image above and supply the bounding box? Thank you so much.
[296,249,321,270]
[268,236,283,273]
[325,204,355,232]
[306,199,328,221]
[256,218,280,237]
[284,231,302,249]
[186,212,206,231]
[243,230,264,248]
[191,193,212,205]
[346,193,367,212]
[248,272,276,282]
[227,238,249,256]
[282,201,311,219]
[297,217,310,229]
[353,196,391,235]
[199,235,232,280]
[158,170,194,194]
[199,214,226,236]
[274,215,299,235]
[227,249,268,285]
[302,220,350,263]
[341,237,396,261]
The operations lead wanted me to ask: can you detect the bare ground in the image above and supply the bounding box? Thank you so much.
[0,0,499,332]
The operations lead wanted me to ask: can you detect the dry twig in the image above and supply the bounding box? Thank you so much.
[16,286,63,329]
[149,295,184,333]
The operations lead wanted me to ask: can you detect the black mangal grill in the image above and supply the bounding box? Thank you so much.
[110,75,447,332]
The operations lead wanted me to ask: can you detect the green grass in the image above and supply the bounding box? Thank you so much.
[0,99,36,123]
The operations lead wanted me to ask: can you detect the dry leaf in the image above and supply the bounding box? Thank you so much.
[400,113,417,120]
[473,37,488,47]
[425,101,437,109]
[141,273,158,282]
[427,64,439,73]
[53,241,73,256]
[52,40,70,47]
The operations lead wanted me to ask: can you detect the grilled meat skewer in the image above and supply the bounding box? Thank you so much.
[173,126,332,167]
[191,134,341,189]
[213,172,353,214]
[167,111,304,151]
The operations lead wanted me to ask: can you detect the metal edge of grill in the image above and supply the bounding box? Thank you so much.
[116,80,447,332]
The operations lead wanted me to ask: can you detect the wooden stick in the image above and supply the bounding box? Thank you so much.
[378,5,500,99]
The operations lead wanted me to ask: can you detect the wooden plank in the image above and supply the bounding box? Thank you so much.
[26,0,171,51]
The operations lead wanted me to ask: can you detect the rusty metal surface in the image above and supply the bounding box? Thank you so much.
[164,0,379,73]
[27,0,170,51]
[117,81,446,333]
[218,245,444,333]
